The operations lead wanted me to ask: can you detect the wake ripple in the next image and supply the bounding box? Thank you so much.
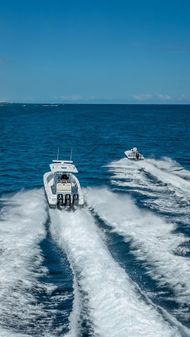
[0,189,57,337]
[109,157,190,221]
[50,208,180,337]
[86,187,190,313]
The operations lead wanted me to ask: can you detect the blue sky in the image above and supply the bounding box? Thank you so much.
[0,0,190,103]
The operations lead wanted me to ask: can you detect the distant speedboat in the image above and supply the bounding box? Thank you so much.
[43,159,84,209]
[124,147,144,161]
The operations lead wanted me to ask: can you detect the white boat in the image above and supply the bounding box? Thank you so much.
[124,147,144,160]
[43,159,84,209]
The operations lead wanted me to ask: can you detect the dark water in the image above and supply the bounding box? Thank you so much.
[0,104,190,337]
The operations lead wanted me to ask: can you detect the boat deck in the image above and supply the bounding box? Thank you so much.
[51,177,78,195]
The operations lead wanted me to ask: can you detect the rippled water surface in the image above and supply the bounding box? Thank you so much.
[0,103,190,337]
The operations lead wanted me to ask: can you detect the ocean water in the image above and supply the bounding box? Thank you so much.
[0,103,190,337]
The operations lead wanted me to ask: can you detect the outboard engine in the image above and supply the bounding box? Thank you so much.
[73,193,79,206]
[65,194,71,207]
[57,194,64,207]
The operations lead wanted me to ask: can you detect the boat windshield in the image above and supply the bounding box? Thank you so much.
[55,172,70,183]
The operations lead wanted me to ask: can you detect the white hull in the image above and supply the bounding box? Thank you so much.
[124,150,144,161]
[43,160,84,209]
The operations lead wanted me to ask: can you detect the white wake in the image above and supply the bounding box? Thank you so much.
[50,208,180,337]
[109,157,190,217]
[86,187,190,308]
[0,189,56,337]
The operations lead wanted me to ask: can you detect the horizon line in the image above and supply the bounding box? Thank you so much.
[1,102,190,106]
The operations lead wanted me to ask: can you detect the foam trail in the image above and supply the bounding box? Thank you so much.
[140,159,190,197]
[108,157,190,217]
[147,157,190,180]
[64,275,81,337]
[0,189,56,336]
[110,157,190,197]
[50,208,180,337]
[86,188,190,307]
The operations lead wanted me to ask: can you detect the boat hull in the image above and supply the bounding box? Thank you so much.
[43,171,84,210]
[124,151,144,161]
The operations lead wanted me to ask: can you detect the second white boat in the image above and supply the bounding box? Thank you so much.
[124,147,144,160]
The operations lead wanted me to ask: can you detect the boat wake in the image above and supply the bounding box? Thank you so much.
[0,189,73,337]
[86,188,190,315]
[50,207,180,337]
[0,189,51,336]
[1,182,189,336]
[108,157,190,221]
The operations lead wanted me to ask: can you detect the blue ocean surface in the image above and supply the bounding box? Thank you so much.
[0,103,190,337]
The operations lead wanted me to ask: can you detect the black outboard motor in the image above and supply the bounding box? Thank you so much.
[65,194,71,207]
[73,193,79,206]
[57,194,64,207]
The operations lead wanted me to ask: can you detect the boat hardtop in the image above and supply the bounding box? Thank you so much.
[43,159,84,209]
[124,147,144,160]
[50,160,78,174]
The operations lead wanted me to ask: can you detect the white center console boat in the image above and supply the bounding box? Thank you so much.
[124,147,144,160]
[43,159,84,209]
